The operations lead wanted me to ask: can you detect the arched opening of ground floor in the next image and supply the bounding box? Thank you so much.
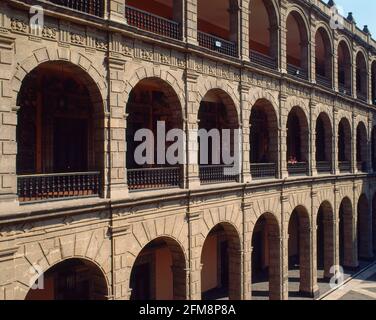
[201,223,241,300]
[316,201,335,281]
[25,258,108,300]
[288,206,311,298]
[251,213,281,300]
[339,197,356,268]
[130,237,187,300]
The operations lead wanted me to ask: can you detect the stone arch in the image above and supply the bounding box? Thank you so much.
[129,235,188,300]
[314,23,334,49]
[285,6,310,39]
[316,200,335,279]
[251,211,282,300]
[315,111,333,166]
[124,66,185,115]
[355,48,369,70]
[356,120,368,169]
[200,221,242,300]
[315,26,333,85]
[337,38,353,92]
[25,256,110,300]
[196,78,240,125]
[287,204,312,296]
[339,196,356,268]
[338,117,352,164]
[285,97,310,118]
[248,88,280,121]
[11,47,107,112]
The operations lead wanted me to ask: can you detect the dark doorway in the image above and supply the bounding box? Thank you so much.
[220,240,229,289]
[130,263,151,300]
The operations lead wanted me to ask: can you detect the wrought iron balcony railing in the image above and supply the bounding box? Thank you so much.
[250,163,277,179]
[18,171,101,203]
[47,0,104,17]
[316,161,332,174]
[287,64,308,80]
[339,83,352,96]
[198,31,238,57]
[339,161,351,173]
[250,50,277,70]
[287,162,308,176]
[316,74,332,88]
[127,167,181,191]
[199,165,239,185]
[125,5,181,40]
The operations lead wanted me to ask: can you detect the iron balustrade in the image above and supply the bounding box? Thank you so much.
[127,167,181,191]
[250,163,277,179]
[287,162,308,176]
[198,31,238,57]
[125,5,181,40]
[357,91,368,102]
[339,84,352,96]
[357,161,367,173]
[250,50,277,69]
[316,74,332,88]
[18,171,101,203]
[199,165,239,185]
[47,0,104,17]
[316,161,332,173]
[287,64,308,80]
[339,161,351,172]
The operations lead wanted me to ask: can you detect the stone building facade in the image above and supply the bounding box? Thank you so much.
[0,0,376,300]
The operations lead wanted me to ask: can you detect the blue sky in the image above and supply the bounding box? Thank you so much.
[335,0,376,36]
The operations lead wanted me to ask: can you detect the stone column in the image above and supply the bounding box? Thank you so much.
[334,188,340,271]
[241,83,251,183]
[279,2,288,74]
[352,49,358,99]
[0,242,18,300]
[367,117,373,173]
[309,18,316,84]
[242,202,253,300]
[323,215,336,279]
[280,195,290,300]
[186,0,198,45]
[269,234,284,300]
[333,35,339,92]
[280,92,288,178]
[309,100,316,176]
[107,42,128,199]
[333,107,339,175]
[185,69,200,188]
[0,33,18,210]
[368,57,373,105]
[240,0,250,62]
[351,112,357,174]
[109,0,126,24]
[187,210,203,300]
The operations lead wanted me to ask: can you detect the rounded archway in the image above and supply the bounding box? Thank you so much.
[16,61,104,202]
[337,40,352,95]
[25,258,108,300]
[356,51,368,101]
[356,122,368,172]
[316,201,335,280]
[249,0,279,68]
[126,77,184,191]
[201,222,241,300]
[198,89,239,184]
[372,126,376,172]
[286,10,309,78]
[288,206,311,297]
[249,99,278,179]
[339,197,355,268]
[315,27,333,88]
[287,106,309,176]
[315,112,333,174]
[358,194,371,260]
[251,213,281,300]
[129,237,187,300]
[338,118,352,172]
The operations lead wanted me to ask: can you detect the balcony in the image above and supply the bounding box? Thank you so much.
[357,91,368,103]
[357,161,367,173]
[17,172,101,203]
[287,162,308,176]
[339,161,351,173]
[125,5,181,40]
[287,64,308,80]
[47,0,104,17]
[316,161,332,174]
[339,84,352,97]
[199,165,239,185]
[198,31,238,57]
[127,167,181,191]
[250,50,277,70]
[316,74,332,89]
[250,163,277,180]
